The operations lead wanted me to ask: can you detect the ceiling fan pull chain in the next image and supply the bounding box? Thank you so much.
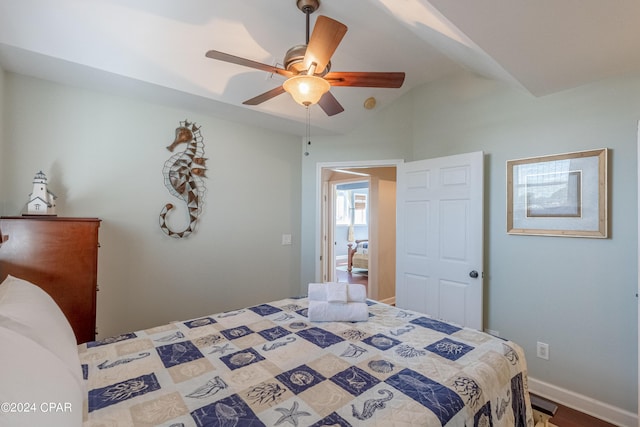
[304,105,311,156]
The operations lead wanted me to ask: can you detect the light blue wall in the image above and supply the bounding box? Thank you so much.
[409,72,639,413]
[0,73,302,338]
[301,71,639,414]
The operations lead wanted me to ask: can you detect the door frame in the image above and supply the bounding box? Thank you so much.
[316,159,403,298]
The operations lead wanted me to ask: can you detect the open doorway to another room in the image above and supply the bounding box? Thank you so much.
[334,181,369,287]
[319,161,398,303]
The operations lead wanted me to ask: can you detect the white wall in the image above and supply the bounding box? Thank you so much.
[301,71,639,416]
[0,73,302,338]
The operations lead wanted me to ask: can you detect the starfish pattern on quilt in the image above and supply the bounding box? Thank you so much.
[274,401,311,426]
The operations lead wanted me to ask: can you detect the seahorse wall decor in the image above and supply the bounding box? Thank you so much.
[159,120,207,238]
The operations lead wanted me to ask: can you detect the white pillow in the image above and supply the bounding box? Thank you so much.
[0,326,83,427]
[0,275,83,385]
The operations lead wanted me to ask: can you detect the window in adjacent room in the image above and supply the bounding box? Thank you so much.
[353,193,368,225]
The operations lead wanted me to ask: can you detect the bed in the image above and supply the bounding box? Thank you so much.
[347,239,369,272]
[0,275,534,427]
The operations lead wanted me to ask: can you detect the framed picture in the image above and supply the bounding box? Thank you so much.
[507,148,608,238]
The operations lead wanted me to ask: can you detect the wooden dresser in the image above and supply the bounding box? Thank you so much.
[0,216,101,343]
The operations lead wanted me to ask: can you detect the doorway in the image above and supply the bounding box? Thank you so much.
[334,180,370,288]
[318,160,400,302]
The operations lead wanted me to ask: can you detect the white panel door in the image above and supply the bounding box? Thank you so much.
[396,151,484,330]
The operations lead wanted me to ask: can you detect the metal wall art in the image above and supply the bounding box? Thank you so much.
[507,148,608,238]
[159,120,207,238]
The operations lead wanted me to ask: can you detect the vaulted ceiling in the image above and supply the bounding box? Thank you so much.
[1,0,639,136]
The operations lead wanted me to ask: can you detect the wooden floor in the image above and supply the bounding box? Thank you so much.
[335,258,368,287]
[546,399,618,427]
[334,268,368,286]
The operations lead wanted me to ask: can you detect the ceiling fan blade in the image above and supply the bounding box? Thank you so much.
[304,16,348,74]
[242,86,286,106]
[206,50,294,78]
[318,91,344,116]
[324,71,405,88]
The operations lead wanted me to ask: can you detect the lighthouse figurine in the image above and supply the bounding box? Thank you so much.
[26,171,57,215]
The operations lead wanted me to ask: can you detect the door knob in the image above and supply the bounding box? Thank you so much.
[469,270,479,278]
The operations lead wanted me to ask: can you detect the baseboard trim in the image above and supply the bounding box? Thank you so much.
[528,377,637,427]
[378,296,396,305]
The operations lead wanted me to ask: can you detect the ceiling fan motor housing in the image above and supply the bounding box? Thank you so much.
[289,0,329,76]
[296,0,319,14]
[284,45,330,76]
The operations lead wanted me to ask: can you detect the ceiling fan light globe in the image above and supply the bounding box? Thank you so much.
[283,75,330,106]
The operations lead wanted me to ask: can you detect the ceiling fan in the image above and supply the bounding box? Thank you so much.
[205,0,405,116]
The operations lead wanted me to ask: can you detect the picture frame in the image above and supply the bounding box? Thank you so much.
[506,148,608,238]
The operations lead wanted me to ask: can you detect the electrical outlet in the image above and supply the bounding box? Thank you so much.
[281,234,292,245]
[536,342,549,360]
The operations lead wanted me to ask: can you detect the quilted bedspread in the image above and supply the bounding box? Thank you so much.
[80,298,533,426]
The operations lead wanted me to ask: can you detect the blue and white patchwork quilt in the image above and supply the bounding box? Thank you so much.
[80,298,533,426]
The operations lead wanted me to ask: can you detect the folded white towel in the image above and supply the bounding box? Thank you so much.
[307,301,369,322]
[307,283,367,303]
[346,284,367,303]
[326,282,347,303]
[307,283,327,301]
